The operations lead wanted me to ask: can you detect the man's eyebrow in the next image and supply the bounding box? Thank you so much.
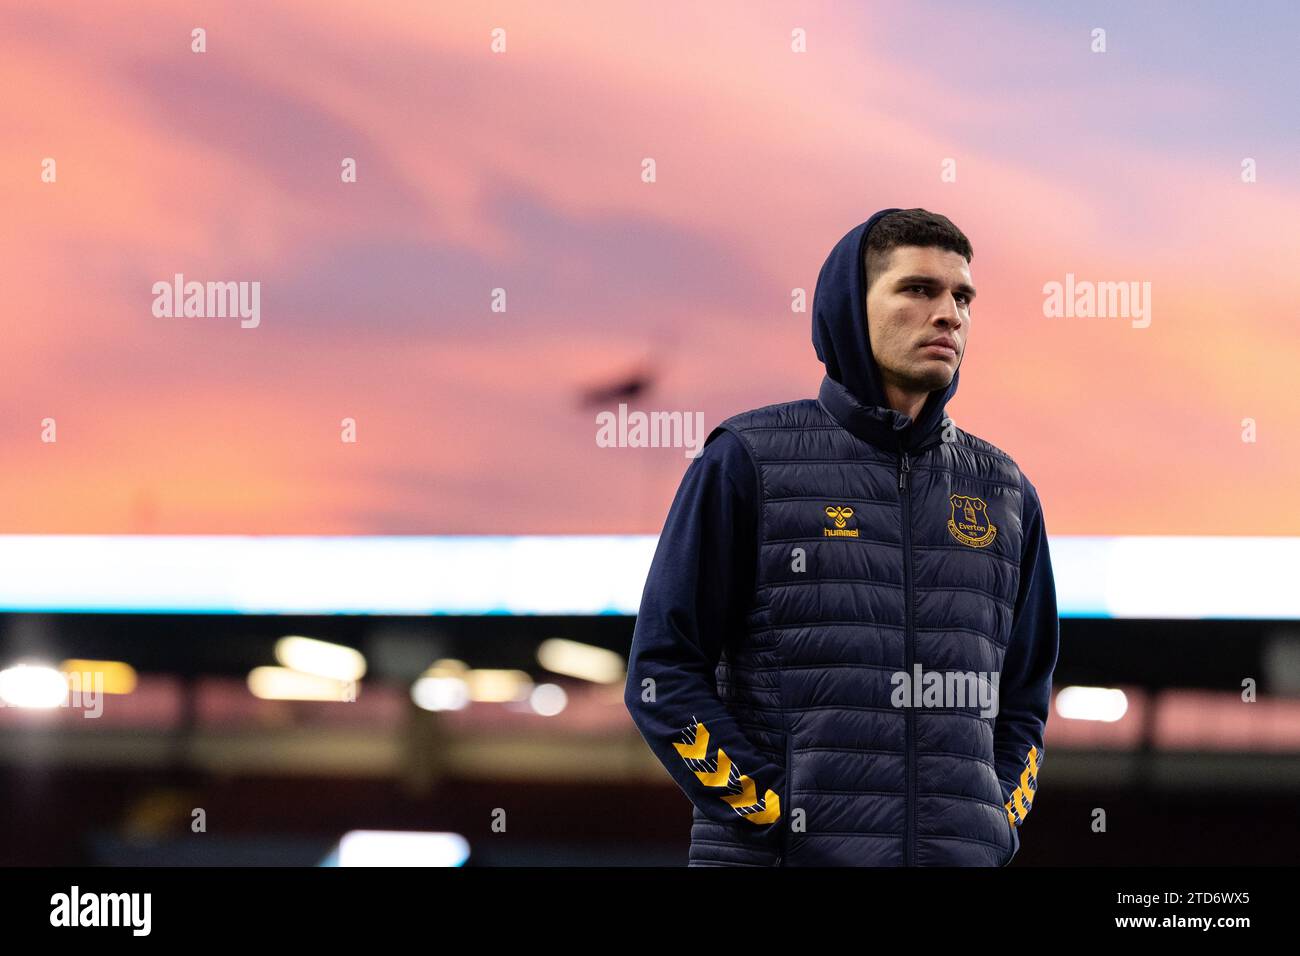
[895,274,977,299]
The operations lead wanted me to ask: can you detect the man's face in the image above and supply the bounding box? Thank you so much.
[864,244,974,395]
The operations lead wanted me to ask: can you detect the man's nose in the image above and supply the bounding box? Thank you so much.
[934,294,962,329]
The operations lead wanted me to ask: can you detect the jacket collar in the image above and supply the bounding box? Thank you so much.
[818,374,948,455]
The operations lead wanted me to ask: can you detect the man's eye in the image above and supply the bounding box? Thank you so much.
[908,285,969,304]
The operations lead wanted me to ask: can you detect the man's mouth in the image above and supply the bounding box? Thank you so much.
[920,340,957,357]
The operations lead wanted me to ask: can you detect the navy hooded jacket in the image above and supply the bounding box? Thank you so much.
[624,209,1059,866]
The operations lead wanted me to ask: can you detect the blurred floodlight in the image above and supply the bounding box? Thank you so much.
[0,663,67,709]
[60,659,137,695]
[248,666,356,702]
[421,659,469,678]
[328,830,470,867]
[1056,685,1129,722]
[536,637,624,684]
[411,676,470,712]
[529,682,568,716]
[465,669,532,703]
[275,635,367,682]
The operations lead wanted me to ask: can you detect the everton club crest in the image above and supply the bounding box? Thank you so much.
[947,494,998,548]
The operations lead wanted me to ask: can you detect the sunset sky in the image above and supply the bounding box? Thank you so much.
[2,0,1297,535]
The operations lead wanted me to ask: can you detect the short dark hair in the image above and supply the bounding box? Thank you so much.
[864,208,973,293]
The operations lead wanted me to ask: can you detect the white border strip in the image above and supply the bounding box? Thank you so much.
[0,535,1293,618]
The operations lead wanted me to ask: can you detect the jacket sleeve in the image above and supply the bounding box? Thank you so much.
[993,472,1060,831]
[624,427,784,836]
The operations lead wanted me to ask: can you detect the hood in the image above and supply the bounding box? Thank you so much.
[812,208,961,453]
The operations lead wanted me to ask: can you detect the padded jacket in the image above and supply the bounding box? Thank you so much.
[624,209,1059,865]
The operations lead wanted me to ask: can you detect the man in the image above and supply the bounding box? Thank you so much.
[624,208,1059,866]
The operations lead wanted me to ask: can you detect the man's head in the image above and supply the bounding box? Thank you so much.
[863,209,974,408]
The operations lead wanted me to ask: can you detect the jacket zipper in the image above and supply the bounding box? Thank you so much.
[898,448,914,867]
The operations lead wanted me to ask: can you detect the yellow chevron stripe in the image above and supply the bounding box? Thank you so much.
[694,748,733,787]
[1014,787,1033,816]
[1022,746,1040,786]
[723,774,758,808]
[672,724,710,760]
[1005,745,1042,826]
[673,719,781,825]
[742,791,781,824]
[1005,791,1029,823]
